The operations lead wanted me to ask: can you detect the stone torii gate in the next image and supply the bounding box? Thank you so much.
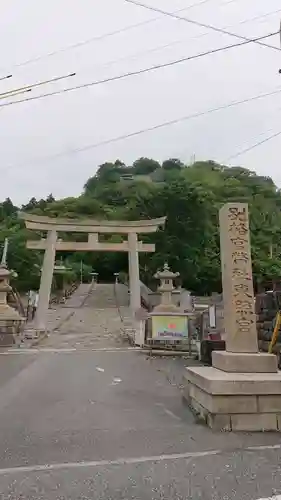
[20,212,166,331]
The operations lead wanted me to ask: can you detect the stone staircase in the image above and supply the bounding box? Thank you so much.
[50,283,134,348]
[24,282,138,349]
[63,284,93,308]
[83,283,128,309]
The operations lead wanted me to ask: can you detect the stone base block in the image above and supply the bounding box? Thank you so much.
[24,328,45,340]
[183,366,281,431]
[0,333,15,347]
[212,351,278,373]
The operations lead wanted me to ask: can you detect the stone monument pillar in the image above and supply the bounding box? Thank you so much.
[183,203,281,432]
[212,203,273,372]
[219,203,258,352]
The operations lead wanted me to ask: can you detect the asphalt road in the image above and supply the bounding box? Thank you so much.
[0,348,281,499]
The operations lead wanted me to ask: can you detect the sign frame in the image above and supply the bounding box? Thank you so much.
[151,313,188,341]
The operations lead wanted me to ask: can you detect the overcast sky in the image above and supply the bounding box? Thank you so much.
[1,0,281,204]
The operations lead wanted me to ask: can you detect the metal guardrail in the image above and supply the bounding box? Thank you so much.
[113,281,125,325]
[113,282,138,345]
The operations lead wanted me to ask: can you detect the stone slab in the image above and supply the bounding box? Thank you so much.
[188,382,258,414]
[185,366,281,395]
[0,333,15,347]
[207,413,232,431]
[186,390,281,431]
[231,413,278,431]
[212,351,278,373]
[186,391,232,431]
[258,395,281,413]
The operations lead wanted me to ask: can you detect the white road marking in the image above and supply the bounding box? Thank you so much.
[0,450,218,476]
[96,367,105,372]
[0,443,281,476]
[257,497,281,500]
[0,347,141,355]
[247,445,281,451]
[163,408,182,421]
[155,402,181,421]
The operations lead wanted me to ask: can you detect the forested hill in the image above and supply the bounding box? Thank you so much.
[1,158,281,294]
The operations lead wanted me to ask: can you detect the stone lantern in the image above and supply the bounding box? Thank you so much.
[153,263,180,312]
[90,272,99,284]
[0,265,25,346]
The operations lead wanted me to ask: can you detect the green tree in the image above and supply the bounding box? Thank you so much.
[132,157,160,175]
[0,157,280,295]
[162,158,184,170]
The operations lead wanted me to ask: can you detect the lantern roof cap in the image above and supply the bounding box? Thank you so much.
[154,262,179,280]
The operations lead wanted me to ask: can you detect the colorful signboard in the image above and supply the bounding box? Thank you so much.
[151,315,188,341]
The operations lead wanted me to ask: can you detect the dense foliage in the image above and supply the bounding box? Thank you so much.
[2,159,281,294]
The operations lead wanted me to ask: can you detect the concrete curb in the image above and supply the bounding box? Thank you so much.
[139,349,196,358]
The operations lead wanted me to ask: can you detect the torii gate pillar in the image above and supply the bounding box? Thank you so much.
[35,229,57,331]
[128,232,141,313]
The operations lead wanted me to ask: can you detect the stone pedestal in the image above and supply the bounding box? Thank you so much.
[212,351,278,373]
[183,364,281,431]
[184,203,281,431]
[0,325,16,348]
[0,267,25,346]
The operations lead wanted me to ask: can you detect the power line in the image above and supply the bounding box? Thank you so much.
[0,73,75,99]
[0,75,12,82]
[0,30,278,110]
[79,7,281,77]
[0,88,32,101]
[124,0,281,52]
[6,86,281,169]
[2,0,215,73]
[225,129,281,162]
[238,7,281,26]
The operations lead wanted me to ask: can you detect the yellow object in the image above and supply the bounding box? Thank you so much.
[268,311,281,353]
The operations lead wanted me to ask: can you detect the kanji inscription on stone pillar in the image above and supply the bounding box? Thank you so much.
[219,202,258,353]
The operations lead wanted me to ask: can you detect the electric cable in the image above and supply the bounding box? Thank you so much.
[124,0,281,52]
[0,88,32,100]
[225,129,281,162]
[0,73,75,99]
[78,7,281,76]
[0,75,12,82]
[0,30,278,110]
[1,0,216,72]
[4,85,281,169]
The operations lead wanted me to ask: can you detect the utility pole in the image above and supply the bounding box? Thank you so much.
[1,237,9,266]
